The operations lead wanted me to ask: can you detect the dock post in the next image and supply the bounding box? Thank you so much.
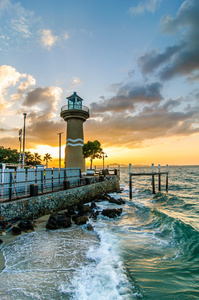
[158,164,161,192]
[152,163,155,194]
[166,164,169,191]
[129,163,132,199]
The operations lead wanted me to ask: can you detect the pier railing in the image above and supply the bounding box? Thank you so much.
[0,166,120,202]
[0,168,81,202]
[61,104,89,113]
[129,163,169,198]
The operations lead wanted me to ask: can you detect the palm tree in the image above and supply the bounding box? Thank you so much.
[34,152,42,165]
[43,153,52,168]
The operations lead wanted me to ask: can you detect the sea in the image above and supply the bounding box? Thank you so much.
[0,165,199,300]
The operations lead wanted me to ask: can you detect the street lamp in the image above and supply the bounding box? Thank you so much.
[18,129,22,164]
[102,151,108,170]
[57,132,63,168]
[22,113,27,168]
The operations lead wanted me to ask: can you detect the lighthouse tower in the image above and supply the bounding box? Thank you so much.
[60,92,89,172]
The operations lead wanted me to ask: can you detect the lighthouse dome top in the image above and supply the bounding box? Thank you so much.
[60,92,89,121]
[67,91,83,110]
[67,91,83,102]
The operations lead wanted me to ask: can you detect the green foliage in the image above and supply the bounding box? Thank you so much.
[82,140,103,169]
[0,146,19,163]
[43,153,52,168]
[25,151,42,166]
[0,146,42,166]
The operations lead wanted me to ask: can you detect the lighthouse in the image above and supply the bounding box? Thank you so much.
[60,92,89,172]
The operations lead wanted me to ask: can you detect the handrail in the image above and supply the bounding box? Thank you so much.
[61,104,89,113]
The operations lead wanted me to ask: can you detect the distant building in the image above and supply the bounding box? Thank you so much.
[60,92,89,172]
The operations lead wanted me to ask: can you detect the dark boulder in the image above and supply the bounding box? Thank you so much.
[67,206,76,215]
[78,204,93,215]
[46,212,72,230]
[87,223,94,231]
[1,222,11,230]
[90,201,98,209]
[75,215,89,225]
[0,239,3,244]
[12,226,22,235]
[100,194,111,201]
[18,220,34,231]
[108,197,125,205]
[101,208,122,218]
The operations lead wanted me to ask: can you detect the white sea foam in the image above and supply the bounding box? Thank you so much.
[60,229,137,299]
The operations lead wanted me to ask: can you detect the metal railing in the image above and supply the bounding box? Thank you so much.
[0,166,120,202]
[0,168,81,202]
[61,104,89,113]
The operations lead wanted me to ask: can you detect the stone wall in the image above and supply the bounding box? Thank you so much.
[0,175,120,222]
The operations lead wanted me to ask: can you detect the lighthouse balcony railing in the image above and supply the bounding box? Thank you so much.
[61,104,89,113]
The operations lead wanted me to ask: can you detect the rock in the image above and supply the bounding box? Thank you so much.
[12,226,22,235]
[89,210,99,220]
[0,239,3,244]
[78,204,93,215]
[18,220,34,231]
[101,208,122,218]
[75,215,89,225]
[108,197,125,205]
[90,201,98,209]
[67,206,76,215]
[1,222,11,230]
[116,189,123,193]
[87,223,94,231]
[100,194,111,201]
[46,212,72,230]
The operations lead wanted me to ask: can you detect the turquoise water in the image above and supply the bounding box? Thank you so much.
[0,166,199,299]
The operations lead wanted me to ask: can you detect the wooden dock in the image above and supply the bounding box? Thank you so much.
[129,164,169,199]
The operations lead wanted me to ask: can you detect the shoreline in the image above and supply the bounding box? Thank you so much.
[0,214,51,271]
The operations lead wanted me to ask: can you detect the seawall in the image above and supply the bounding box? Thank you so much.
[0,175,120,222]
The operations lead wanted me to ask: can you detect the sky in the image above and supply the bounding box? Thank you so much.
[0,0,199,167]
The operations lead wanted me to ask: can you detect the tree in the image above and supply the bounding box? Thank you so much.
[33,152,42,165]
[43,153,52,168]
[0,146,19,163]
[25,151,34,165]
[82,140,103,169]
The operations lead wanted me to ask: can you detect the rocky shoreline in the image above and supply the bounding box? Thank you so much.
[0,192,125,271]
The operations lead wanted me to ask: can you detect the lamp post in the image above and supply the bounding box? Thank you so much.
[57,132,63,168]
[18,129,22,164]
[102,151,108,170]
[22,113,27,168]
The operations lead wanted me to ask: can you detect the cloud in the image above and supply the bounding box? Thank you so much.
[39,29,70,49]
[0,64,65,149]
[90,82,163,113]
[0,0,33,39]
[86,96,199,148]
[68,77,83,88]
[22,86,62,120]
[138,0,199,81]
[0,65,21,111]
[138,45,184,74]
[0,65,21,93]
[18,75,36,94]
[40,29,58,49]
[0,65,38,106]
[129,0,162,15]
[27,120,65,147]
[63,32,70,40]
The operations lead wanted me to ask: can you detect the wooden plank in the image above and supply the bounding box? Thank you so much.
[130,172,168,176]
